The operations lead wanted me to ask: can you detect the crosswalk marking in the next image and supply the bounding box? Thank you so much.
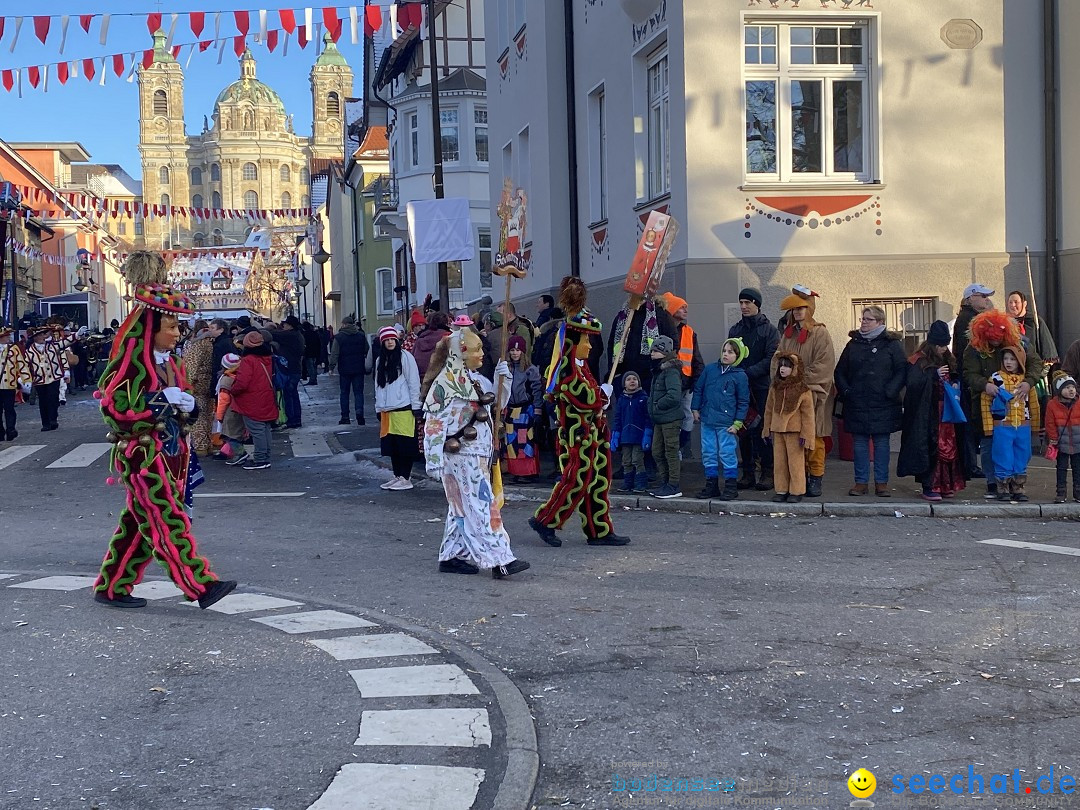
[308,764,485,810]
[45,442,112,469]
[978,538,1080,557]
[355,708,491,747]
[348,664,480,698]
[0,445,46,471]
[310,633,438,661]
[9,575,97,591]
[252,610,377,634]
[180,593,303,614]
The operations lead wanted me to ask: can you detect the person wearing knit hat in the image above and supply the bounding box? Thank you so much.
[531,276,630,547]
[646,333,685,499]
[729,288,780,491]
[501,334,543,483]
[329,314,370,425]
[659,292,704,461]
[212,353,245,461]
[691,338,751,500]
[770,286,834,496]
[897,325,966,501]
[375,323,422,490]
[403,309,427,356]
[270,315,307,429]
[0,326,31,441]
[94,270,236,610]
[1044,370,1080,502]
[230,320,279,470]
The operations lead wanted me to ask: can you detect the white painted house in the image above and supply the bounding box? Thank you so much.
[486,0,1078,360]
[372,0,492,319]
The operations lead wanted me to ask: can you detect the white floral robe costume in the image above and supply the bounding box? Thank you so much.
[424,334,517,569]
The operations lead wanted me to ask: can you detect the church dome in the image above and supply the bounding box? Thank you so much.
[214,50,285,114]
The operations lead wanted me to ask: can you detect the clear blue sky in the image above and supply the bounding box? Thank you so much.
[0,2,369,177]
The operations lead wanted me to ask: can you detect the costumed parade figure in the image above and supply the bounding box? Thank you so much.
[423,328,530,578]
[93,251,236,610]
[0,327,31,440]
[25,324,73,431]
[530,277,630,547]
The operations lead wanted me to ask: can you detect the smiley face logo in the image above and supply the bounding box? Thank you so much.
[848,768,876,798]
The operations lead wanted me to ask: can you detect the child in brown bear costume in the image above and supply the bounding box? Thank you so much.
[762,353,816,503]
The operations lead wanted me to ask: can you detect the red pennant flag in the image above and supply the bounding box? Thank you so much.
[2,71,13,93]
[267,30,279,52]
[172,45,182,59]
[234,35,246,57]
[298,25,308,49]
[79,15,93,33]
[113,54,126,77]
[142,49,155,69]
[82,58,96,81]
[199,40,213,52]
[147,12,162,35]
[28,66,41,88]
[365,5,383,35]
[189,11,205,37]
[406,4,424,31]
[0,19,4,42]
[323,8,342,40]
[279,9,297,34]
[57,62,69,84]
[33,16,51,44]
[234,10,250,36]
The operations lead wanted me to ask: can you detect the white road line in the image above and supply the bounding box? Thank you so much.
[194,491,306,498]
[46,443,112,469]
[348,664,480,698]
[355,708,491,747]
[0,445,46,471]
[309,633,438,661]
[9,575,98,591]
[180,593,303,613]
[307,764,484,810]
[289,432,332,458]
[979,538,1080,557]
[252,610,377,634]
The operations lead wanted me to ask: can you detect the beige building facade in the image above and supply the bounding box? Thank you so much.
[137,30,352,251]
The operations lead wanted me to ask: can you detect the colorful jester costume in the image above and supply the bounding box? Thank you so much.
[530,277,630,547]
[94,273,235,609]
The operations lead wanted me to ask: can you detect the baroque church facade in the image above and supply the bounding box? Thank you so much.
[137,30,352,250]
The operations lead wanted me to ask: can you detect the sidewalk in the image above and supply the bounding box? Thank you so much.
[300,377,1080,518]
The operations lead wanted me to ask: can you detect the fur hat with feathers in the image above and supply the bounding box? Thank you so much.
[558,276,587,320]
[120,251,169,287]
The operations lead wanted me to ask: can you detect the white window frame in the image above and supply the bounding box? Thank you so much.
[646,47,671,200]
[376,267,394,315]
[409,111,420,168]
[441,108,460,163]
[474,107,489,163]
[587,83,608,222]
[742,15,877,186]
[242,162,258,181]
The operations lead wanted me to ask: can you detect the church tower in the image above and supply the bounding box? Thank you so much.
[138,29,190,249]
[309,33,354,160]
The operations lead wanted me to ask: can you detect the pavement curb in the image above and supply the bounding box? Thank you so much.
[350,449,1080,521]
[1,569,539,810]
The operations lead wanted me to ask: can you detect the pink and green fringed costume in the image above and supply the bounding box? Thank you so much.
[93,283,222,602]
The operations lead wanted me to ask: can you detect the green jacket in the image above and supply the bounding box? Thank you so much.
[962,344,1043,406]
[647,360,684,425]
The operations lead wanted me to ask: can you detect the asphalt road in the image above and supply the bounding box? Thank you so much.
[4,393,1080,809]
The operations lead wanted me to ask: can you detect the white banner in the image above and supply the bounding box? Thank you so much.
[406,198,475,264]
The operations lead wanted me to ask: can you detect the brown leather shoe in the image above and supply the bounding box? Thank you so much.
[848,483,868,496]
[875,483,890,497]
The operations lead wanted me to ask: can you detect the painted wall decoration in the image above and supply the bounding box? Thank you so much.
[743,195,882,238]
[632,0,667,46]
[748,0,874,8]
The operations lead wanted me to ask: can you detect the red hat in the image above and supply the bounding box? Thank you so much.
[409,309,426,329]
[507,335,526,353]
[378,326,399,343]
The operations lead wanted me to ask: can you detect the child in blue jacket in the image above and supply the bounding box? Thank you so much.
[611,371,653,493]
[692,338,750,500]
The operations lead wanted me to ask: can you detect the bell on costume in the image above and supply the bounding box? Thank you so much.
[473,407,490,423]
[443,437,462,454]
[462,425,478,441]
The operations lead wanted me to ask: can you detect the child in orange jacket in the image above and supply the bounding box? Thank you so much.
[1045,371,1080,503]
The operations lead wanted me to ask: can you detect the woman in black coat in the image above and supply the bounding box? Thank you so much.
[897,325,967,501]
[833,306,908,496]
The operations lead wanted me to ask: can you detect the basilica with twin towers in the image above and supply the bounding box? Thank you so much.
[136,29,352,251]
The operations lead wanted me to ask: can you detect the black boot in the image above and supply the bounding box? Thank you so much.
[755,471,774,491]
[198,580,237,610]
[718,478,739,501]
[93,591,147,609]
[529,516,561,547]
[736,470,756,489]
[806,475,823,498]
[617,471,636,493]
[586,533,631,546]
[696,477,720,499]
[1056,487,1067,504]
[491,559,530,578]
[439,558,480,574]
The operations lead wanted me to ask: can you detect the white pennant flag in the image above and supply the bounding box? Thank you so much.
[304,7,313,40]
[283,31,289,56]
[99,14,110,46]
[389,5,398,40]
[126,54,137,83]
[99,56,107,86]
[259,10,268,42]
[15,68,21,98]
[42,64,49,93]
[419,4,427,41]
[165,14,178,49]
[9,17,22,53]
[217,37,227,64]
[186,43,196,69]
[59,15,70,54]
[71,60,79,79]
[214,12,221,39]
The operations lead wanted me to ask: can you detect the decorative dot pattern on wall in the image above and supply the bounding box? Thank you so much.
[743,196,882,239]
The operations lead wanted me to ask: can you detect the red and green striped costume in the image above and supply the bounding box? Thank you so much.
[94,309,220,601]
[534,330,615,538]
